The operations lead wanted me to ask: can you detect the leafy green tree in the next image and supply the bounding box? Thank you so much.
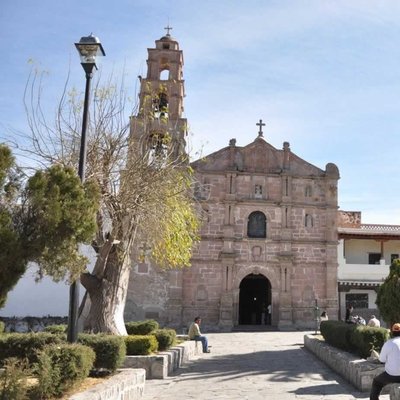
[0,143,99,307]
[0,145,24,307]
[376,259,400,326]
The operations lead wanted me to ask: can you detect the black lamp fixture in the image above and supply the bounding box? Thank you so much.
[67,34,105,343]
[75,34,106,74]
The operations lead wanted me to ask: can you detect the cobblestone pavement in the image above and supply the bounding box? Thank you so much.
[141,330,389,400]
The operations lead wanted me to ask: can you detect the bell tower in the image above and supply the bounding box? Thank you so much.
[130,27,187,161]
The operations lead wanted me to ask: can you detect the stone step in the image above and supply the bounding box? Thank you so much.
[231,324,277,332]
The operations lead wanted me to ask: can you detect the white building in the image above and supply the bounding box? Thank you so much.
[337,211,400,324]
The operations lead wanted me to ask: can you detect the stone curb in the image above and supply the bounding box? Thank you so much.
[122,339,198,379]
[68,368,145,400]
[304,334,400,399]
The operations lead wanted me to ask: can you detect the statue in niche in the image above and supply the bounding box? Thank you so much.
[305,214,313,228]
[255,184,262,198]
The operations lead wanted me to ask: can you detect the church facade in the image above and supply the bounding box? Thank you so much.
[125,31,340,330]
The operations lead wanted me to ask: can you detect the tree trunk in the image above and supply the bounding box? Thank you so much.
[82,245,131,335]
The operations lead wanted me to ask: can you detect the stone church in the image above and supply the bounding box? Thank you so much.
[125,31,340,330]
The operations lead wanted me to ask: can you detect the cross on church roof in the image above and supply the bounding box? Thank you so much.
[256,119,266,137]
[164,24,173,36]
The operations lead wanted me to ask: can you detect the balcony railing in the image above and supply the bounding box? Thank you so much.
[337,262,389,282]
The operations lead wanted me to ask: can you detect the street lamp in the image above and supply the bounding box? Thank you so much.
[314,299,320,335]
[67,34,105,343]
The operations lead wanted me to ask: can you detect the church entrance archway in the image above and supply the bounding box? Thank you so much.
[239,274,271,325]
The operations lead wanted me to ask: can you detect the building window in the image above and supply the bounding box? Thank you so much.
[305,185,312,197]
[305,214,313,228]
[345,293,368,309]
[247,211,267,238]
[368,253,381,265]
[391,254,399,263]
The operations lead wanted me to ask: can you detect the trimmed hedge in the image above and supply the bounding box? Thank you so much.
[349,325,389,358]
[78,333,126,372]
[0,332,64,365]
[34,343,95,399]
[320,320,390,358]
[0,331,126,373]
[125,335,158,355]
[125,319,159,335]
[154,328,177,351]
[43,324,67,335]
[320,320,357,352]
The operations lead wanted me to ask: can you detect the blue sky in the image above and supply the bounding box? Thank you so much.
[1,0,400,224]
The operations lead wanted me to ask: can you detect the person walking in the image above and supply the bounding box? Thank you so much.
[267,304,272,325]
[188,316,210,353]
[369,323,400,399]
[345,304,354,322]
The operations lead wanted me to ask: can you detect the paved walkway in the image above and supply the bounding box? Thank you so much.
[141,330,388,400]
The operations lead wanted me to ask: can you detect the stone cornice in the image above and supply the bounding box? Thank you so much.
[198,235,338,246]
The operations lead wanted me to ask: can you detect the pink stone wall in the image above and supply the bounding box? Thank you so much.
[127,140,339,330]
[337,210,361,227]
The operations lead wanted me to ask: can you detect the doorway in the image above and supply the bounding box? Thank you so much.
[239,274,271,325]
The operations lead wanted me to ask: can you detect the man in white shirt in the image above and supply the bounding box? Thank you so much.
[368,315,381,328]
[370,323,400,399]
[188,316,210,353]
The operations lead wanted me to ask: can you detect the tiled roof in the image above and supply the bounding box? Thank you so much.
[338,223,400,237]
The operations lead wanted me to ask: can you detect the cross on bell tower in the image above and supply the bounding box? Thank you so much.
[256,119,266,137]
[164,24,173,36]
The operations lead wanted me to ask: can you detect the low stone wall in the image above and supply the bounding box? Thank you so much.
[68,368,145,400]
[304,334,400,399]
[123,339,198,379]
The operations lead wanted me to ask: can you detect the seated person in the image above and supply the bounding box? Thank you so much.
[370,323,400,399]
[188,316,210,353]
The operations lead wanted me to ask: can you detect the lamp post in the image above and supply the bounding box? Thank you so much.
[67,34,105,343]
[314,298,320,335]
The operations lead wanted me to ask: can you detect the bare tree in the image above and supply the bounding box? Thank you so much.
[5,67,200,334]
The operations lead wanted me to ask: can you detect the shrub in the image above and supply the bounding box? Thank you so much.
[376,259,400,325]
[0,332,64,366]
[78,333,126,372]
[320,320,356,352]
[43,324,67,335]
[0,321,5,334]
[320,320,389,358]
[0,358,30,400]
[125,335,158,355]
[34,343,95,399]
[153,328,177,351]
[125,319,159,335]
[349,325,390,358]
